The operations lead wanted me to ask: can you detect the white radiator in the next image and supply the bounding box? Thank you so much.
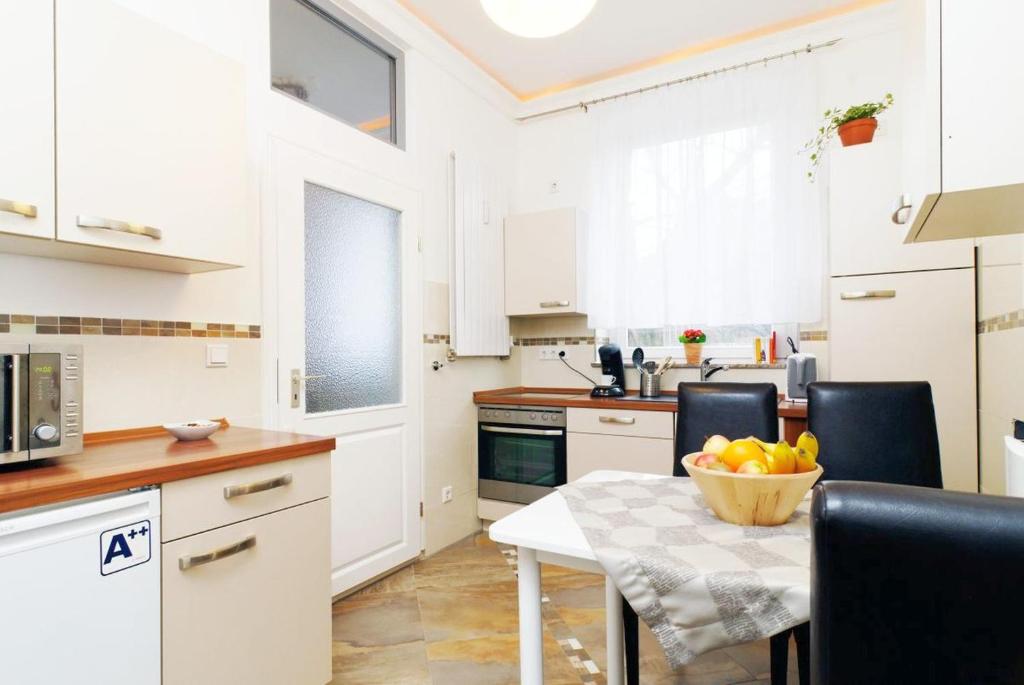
[449,151,511,356]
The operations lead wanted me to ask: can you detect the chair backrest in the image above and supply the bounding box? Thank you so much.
[811,481,1024,685]
[674,382,778,476]
[807,381,942,488]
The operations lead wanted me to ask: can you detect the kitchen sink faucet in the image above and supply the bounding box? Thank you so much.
[700,357,730,382]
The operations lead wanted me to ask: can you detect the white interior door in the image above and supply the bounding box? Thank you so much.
[272,139,422,596]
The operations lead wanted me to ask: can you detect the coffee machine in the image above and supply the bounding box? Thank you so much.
[592,344,626,398]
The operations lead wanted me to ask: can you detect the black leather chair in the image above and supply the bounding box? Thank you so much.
[808,381,943,488]
[672,382,780,476]
[773,381,945,685]
[622,383,779,684]
[811,481,1024,684]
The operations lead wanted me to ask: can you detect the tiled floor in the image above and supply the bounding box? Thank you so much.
[331,532,797,684]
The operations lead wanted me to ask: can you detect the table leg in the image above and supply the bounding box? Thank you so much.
[517,546,543,685]
[605,577,625,685]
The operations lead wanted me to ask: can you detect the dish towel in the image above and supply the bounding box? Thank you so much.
[558,477,812,668]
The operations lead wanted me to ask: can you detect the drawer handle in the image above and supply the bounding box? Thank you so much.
[179,535,256,571]
[223,473,293,499]
[599,416,636,425]
[0,198,37,218]
[77,214,162,240]
[840,290,896,300]
[891,193,912,225]
[539,300,570,308]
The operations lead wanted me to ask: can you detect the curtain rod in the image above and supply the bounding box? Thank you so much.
[516,38,842,123]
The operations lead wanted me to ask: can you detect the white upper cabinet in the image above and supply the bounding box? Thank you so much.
[54,0,247,269]
[504,207,586,317]
[901,0,1024,243]
[941,0,1024,193]
[830,139,972,276]
[0,0,55,240]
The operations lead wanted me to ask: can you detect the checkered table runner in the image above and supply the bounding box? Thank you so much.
[558,477,812,668]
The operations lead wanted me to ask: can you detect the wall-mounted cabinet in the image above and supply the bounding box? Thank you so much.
[504,207,586,316]
[0,0,247,274]
[900,0,1024,244]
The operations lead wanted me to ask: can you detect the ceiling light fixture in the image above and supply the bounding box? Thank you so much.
[480,0,596,38]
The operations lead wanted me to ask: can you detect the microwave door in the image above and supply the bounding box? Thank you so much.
[0,346,29,464]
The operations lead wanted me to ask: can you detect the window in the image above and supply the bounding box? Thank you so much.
[600,323,799,362]
[270,0,404,147]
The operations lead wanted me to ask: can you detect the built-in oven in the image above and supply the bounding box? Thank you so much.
[478,405,566,505]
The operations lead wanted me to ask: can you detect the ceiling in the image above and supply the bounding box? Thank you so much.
[398,0,887,101]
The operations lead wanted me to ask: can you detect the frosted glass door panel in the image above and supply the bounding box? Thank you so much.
[304,182,401,413]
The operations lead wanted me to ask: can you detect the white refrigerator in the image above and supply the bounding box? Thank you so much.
[0,488,161,684]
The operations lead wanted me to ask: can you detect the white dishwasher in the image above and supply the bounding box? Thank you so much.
[0,488,161,684]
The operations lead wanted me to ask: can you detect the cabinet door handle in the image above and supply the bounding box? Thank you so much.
[178,535,256,571]
[223,473,293,499]
[539,301,570,308]
[77,214,162,240]
[891,193,912,225]
[840,290,896,300]
[599,416,636,425]
[0,199,37,218]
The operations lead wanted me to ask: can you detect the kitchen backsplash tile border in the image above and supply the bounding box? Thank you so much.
[0,314,260,338]
[978,309,1023,334]
[800,330,828,342]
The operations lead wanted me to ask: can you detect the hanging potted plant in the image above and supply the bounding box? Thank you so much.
[679,329,706,365]
[805,93,894,179]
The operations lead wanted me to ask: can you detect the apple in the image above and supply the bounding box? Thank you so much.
[702,434,730,456]
[704,462,733,473]
[693,452,722,468]
[736,460,769,475]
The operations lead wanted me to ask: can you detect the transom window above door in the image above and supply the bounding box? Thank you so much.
[270,0,405,147]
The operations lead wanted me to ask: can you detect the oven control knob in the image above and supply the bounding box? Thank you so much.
[33,423,59,442]
[541,414,549,421]
[529,413,536,420]
[504,412,511,418]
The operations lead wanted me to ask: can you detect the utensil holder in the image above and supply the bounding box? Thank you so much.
[639,371,660,398]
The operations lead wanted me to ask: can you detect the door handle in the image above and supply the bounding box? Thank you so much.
[891,193,912,225]
[290,369,326,408]
[0,199,37,218]
[480,425,564,437]
[223,473,293,499]
[599,416,636,425]
[178,535,256,571]
[539,301,570,308]
[77,214,162,240]
[840,290,896,300]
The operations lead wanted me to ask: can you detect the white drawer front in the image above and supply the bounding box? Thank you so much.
[162,452,330,541]
[162,499,331,685]
[568,433,675,481]
[567,407,674,439]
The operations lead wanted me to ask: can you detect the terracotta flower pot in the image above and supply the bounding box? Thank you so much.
[684,343,703,365]
[837,117,878,147]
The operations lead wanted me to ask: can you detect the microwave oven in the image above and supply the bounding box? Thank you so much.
[1,344,83,464]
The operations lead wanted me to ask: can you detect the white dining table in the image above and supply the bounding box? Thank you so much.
[488,470,663,685]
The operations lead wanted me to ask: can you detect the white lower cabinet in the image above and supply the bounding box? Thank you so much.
[163,498,331,685]
[567,432,675,481]
[829,268,977,492]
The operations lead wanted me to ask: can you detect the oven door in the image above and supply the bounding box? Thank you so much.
[478,424,566,504]
[0,345,29,464]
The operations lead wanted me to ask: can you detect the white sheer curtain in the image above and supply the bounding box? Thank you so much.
[585,56,825,330]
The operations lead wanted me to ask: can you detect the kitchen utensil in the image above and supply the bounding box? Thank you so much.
[632,347,644,372]
[639,370,661,398]
[644,361,657,373]
[163,420,221,442]
[681,452,823,526]
[655,356,673,376]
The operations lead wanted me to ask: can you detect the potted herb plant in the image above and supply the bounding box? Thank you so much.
[679,329,706,365]
[805,93,894,179]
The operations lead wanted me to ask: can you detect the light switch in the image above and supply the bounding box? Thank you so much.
[206,344,229,368]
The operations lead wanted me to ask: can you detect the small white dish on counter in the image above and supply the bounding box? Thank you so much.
[163,420,221,442]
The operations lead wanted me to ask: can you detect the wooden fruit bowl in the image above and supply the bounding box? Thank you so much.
[681,452,823,526]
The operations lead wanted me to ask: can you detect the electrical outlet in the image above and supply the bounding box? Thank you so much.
[539,347,566,361]
[441,486,453,504]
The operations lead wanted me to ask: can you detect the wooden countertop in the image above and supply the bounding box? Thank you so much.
[0,423,336,514]
[474,387,808,419]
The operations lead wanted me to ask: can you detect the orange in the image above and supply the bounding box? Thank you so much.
[721,439,767,472]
